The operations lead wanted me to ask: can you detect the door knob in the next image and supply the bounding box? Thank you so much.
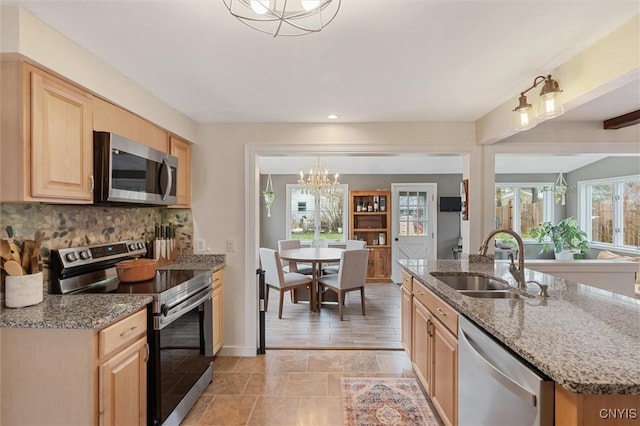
[394,237,399,241]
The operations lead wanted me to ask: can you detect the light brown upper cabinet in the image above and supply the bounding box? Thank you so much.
[169,135,192,208]
[93,97,168,153]
[1,61,94,203]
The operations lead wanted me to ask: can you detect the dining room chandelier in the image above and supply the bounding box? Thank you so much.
[222,0,341,37]
[513,74,564,131]
[298,158,340,194]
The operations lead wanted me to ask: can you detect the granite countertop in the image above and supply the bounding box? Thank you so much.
[0,294,152,329]
[400,258,640,395]
[0,254,225,330]
[158,254,225,272]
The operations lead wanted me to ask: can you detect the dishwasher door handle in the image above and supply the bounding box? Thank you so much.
[459,327,537,407]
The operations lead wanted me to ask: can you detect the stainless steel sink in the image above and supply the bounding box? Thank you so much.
[430,273,511,291]
[459,290,520,299]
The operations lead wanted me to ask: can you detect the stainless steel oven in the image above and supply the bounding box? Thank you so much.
[51,240,214,426]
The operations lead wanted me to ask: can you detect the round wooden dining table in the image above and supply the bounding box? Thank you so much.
[279,247,344,311]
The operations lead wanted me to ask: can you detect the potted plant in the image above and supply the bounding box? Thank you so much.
[495,235,515,249]
[529,217,589,260]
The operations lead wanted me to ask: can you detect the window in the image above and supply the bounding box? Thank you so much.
[495,183,553,238]
[286,184,349,243]
[579,175,640,251]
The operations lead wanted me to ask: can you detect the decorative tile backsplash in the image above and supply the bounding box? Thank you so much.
[1,203,194,288]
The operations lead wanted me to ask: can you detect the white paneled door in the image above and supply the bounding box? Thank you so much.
[391,184,437,283]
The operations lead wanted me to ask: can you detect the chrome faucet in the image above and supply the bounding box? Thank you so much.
[479,229,526,290]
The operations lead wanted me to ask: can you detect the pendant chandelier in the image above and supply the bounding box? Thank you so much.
[298,158,340,194]
[222,0,341,37]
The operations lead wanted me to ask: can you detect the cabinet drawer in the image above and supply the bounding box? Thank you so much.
[213,269,223,290]
[401,270,413,292]
[413,282,458,336]
[99,308,147,359]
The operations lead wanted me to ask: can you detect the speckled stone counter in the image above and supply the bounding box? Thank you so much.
[0,294,151,329]
[400,258,640,395]
[158,253,225,272]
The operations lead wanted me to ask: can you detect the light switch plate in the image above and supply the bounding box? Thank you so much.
[195,238,206,253]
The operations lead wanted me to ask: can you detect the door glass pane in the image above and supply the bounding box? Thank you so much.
[623,180,640,247]
[398,191,428,236]
[591,183,613,244]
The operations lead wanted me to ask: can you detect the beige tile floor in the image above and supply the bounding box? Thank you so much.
[181,349,442,426]
[181,283,433,425]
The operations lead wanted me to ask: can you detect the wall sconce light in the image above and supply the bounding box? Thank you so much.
[513,74,564,131]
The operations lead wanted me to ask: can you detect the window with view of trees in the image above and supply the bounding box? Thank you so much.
[495,183,553,238]
[286,184,348,243]
[579,176,640,250]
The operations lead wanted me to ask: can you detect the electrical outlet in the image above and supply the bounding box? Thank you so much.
[195,238,206,253]
[226,238,236,253]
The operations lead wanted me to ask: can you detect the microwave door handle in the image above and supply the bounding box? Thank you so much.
[160,158,173,201]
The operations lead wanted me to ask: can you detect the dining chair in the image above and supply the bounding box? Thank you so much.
[259,248,313,319]
[322,239,367,275]
[317,249,369,320]
[277,239,313,275]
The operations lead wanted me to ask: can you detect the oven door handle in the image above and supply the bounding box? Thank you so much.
[160,287,213,327]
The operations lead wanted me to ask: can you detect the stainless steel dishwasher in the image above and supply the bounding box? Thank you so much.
[458,316,554,426]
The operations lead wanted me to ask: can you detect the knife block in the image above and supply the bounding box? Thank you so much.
[154,238,178,267]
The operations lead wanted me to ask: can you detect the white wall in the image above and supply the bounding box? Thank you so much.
[192,122,478,355]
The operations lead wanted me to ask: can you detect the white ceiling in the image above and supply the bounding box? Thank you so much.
[6,0,639,123]
[8,1,639,174]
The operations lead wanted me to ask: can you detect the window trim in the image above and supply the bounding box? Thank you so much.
[578,174,640,253]
[494,182,554,238]
[285,183,349,244]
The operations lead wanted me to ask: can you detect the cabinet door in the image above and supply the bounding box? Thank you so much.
[432,320,458,426]
[93,97,168,152]
[412,299,432,392]
[366,247,391,282]
[401,286,413,354]
[169,135,192,207]
[212,269,224,354]
[30,68,94,202]
[100,336,147,426]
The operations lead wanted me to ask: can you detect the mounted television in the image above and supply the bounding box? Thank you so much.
[440,196,462,212]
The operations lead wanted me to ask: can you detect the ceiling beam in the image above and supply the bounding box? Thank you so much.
[603,109,640,129]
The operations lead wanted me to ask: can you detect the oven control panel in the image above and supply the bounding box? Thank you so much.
[56,239,147,268]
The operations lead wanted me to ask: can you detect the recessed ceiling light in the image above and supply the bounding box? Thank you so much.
[327,114,339,120]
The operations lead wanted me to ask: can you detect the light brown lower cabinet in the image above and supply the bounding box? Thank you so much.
[401,270,413,354]
[212,269,224,354]
[0,308,148,425]
[409,280,458,426]
[555,384,640,426]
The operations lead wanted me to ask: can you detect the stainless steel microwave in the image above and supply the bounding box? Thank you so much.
[93,132,178,205]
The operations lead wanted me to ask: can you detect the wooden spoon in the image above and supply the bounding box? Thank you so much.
[0,239,12,262]
[30,232,45,274]
[8,241,21,263]
[4,260,24,276]
[21,240,34,274]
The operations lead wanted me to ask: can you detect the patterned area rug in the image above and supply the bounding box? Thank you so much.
[342,378,440,426]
